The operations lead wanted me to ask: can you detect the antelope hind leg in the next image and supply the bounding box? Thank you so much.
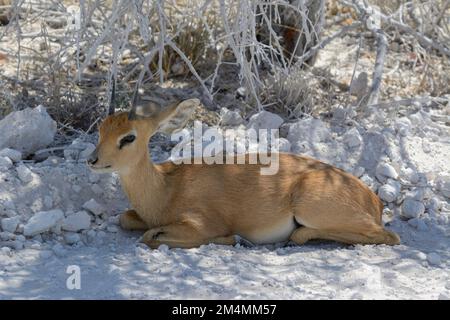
[119,209,148,231]
[142,224,236,249]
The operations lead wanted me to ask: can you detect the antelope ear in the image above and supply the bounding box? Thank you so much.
[156,98,199,134]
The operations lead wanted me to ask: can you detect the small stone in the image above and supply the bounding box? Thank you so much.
[64,232,81,244]
[435,175,450,199]
[158,244,169,252]
[0,231,15,241]
[91,184,103,195]
[247,111,284,131]
[1,216,20,233]
[16,165,33,184]
[395,118,411,136]
[107,225,118,233]
[353,166,365,178]
[0,148,22,162]
[427,252,441,266]
[343,128,362,148]
[427,197,443,212]
[376,163,398,183]
[1,246,12,256]
[72,184,82,193]
[79,143,96,159]
[62,211,91,232]
[39,250,53,259]
[82,199,106,216]
[220,108,244,127]
[275,138,291,153]
[401,167,420,184]
[43,196,53,209]
[236,87,246,98]
[416,251,427,260]
[402,199,425,219]
[378,180,401,203]
[0,156,13,169]
[23,209,65,236]
[89,173,100,183]
[52,243,67,257]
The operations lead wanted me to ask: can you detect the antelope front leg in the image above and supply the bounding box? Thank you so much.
[142,223,236,249]
[119,210,148,231]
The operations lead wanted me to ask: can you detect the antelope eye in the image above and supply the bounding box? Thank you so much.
[119,134,136,149]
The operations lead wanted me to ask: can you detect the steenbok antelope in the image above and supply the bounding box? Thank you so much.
[87,97,400,249]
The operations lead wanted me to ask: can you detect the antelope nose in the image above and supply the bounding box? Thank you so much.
[87,153,98,165]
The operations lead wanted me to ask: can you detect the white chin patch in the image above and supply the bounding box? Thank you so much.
[89,166,114,174]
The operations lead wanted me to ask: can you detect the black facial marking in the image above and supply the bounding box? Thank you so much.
[119,134,136,149]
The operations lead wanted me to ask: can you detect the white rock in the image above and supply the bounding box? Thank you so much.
[401,167,420,184]
[16,165,33,183]
[395,117,412,136]
[91,184,103,195]
[82,199,105,216]
[343,128,362,148]
[0,105,57,155]
[405,188,425,202]
[427,252,441,266]
[416,251,427,260]
[0,231,15,240]
[43,196,53,209]
[375,163,398,182]
[62,211,91,232]
[435,175,450,199]
[1,216,20,233]
[89,173,100,183]
[401,199,425,219]
[427,197,443,212]
[0,156,13,169]
[378,180,401,203]
[220,108,244,126]
[0,148,22,162]
[247,111,284,131]
[52,243,67,257]
[64,232,81,244]
[353,166,365,178]
[23,209,64,236]
[39,250,53,259]
[79,143,96,159]
[286,118,331,144]
[107,225,118,233]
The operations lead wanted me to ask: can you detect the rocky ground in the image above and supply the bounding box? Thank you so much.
[0,100,449,299]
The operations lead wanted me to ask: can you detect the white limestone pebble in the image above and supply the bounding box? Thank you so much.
[343,128,362,148]
[62,211,91,232]
[427,253,441,266]
[39,250,53,259]
[52,243,67,257]
[375,163,398,183]
[220,107,244,127]
[378,180,401,203]
[0,148,22,162]
[82,198,106,216]
[1,216,20,233]
[0,156,13,169]
[0,105,57,155]
[247,110,284,131]
[402,199,425,219]
[23,209,65,236]
[277,138,291,153]
[16,164,33,183]
[107,225,119,233]
[64,232,81,244]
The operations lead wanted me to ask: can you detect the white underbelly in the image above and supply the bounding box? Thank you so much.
[244,216,297,245]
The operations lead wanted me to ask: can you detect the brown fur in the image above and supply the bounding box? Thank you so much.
[89,110,400,249]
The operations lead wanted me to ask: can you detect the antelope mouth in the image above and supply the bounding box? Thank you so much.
[88,164,112,173]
